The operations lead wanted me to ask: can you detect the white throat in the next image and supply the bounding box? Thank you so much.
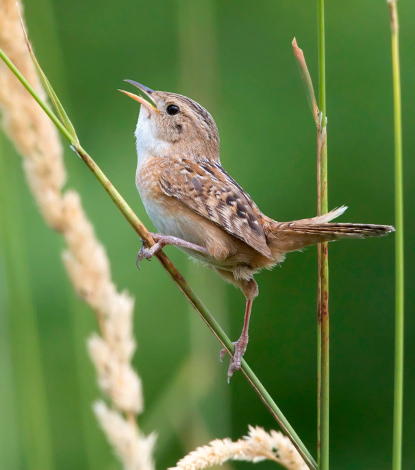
[134,108,170,173]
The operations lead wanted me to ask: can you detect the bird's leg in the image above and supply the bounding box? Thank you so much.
[137,232,209,268]
[220,298,253,382]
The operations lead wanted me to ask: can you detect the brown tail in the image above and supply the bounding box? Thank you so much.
[267,206,394,253]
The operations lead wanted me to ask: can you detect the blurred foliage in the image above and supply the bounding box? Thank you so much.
[0,0,414,469]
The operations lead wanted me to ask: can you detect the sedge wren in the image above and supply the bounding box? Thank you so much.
[120,80,394,381]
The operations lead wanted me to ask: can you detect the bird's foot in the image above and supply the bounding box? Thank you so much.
[220,333,249,383]
[136,235,165,268]
[136,233,209,269]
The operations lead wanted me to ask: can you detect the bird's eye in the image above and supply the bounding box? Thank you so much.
[167,104,180,115]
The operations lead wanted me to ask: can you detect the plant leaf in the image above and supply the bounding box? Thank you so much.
[292,38,319,126]
[18,6,79,144]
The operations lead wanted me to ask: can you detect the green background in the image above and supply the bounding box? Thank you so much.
[0,1,414,469]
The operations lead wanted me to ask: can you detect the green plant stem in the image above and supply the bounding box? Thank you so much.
[0,135,21,470]
[388,1,404,469]
[0,140,54,470]
[317,0,329,468]
[0,48,74,144]
[0,46,317,470]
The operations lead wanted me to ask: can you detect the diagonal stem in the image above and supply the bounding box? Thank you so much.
[74,144,318,470]
[0,46,317,470]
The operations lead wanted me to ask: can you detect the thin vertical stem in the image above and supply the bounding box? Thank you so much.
[0,145,54,470]
[317,0,329,468]
[0,135,21,470]
[388,1,404,469]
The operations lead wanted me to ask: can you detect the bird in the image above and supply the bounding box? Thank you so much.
[120,80,394,381]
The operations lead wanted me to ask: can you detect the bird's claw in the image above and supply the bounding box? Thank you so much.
[136,243,159,269]
[219,347,228,363]
[220,335,248,383]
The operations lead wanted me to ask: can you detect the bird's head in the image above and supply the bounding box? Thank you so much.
[120,80,220,160]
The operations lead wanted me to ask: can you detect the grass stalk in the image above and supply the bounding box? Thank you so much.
[0,135,21,470]
[388,1,404,469]
[0,141,54,470]
[0,46,317,470]
[317,0,329,468]
[79,122,321,470]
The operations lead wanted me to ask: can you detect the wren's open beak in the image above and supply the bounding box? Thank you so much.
[119,80,159,113]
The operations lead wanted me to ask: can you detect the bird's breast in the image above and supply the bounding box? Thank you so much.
[136,162,203,245]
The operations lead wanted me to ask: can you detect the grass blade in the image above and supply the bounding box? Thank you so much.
[17,5,79,144]
[292,38,319,125]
